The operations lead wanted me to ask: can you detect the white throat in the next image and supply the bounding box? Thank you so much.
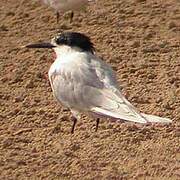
[53,45,84,58]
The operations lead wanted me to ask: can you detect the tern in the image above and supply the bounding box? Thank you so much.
[40,0,93,23]
[25,32,172,133]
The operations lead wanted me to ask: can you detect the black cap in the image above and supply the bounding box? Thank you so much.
[54,32,95,53]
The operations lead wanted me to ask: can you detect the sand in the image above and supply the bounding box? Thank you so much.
[0,0,179,179]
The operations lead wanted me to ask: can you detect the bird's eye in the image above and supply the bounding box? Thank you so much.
[54,36,60,44]
[55,36,66,45]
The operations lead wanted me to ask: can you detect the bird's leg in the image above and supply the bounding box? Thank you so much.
[69,11,74,23]
[95,118,100,132]
[56,11,60,24]
[71,116,77,134]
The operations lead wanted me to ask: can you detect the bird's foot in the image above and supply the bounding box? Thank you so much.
[95,118,100,132]
[71,116,77,134]
[69,11,74,23]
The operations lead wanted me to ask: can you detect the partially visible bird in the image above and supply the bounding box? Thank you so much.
[40,0,93,23]
[24,32,172,133]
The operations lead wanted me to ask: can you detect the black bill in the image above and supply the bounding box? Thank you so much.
[25,42,56,49]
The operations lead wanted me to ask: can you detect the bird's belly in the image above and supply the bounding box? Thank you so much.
[50,75,89,111]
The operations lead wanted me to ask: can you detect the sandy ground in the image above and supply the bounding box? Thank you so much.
[0,0,180,179]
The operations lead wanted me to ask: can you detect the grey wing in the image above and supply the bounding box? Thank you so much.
[84,57,148,123]
[88,57,171,124]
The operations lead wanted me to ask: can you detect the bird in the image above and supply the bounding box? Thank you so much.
[40,0,94,23]
[24,31,172,133]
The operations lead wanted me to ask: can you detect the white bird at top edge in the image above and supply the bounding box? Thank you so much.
[40,0,94,23]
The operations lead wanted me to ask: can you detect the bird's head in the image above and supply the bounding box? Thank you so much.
[24,31,95,56]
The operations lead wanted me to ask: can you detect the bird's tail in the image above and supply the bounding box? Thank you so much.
[141,113,172,123]
[91,107,172,124]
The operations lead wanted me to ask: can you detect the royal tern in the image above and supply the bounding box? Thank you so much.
[25,32,172,133]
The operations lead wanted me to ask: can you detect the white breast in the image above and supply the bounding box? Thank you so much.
[48,49,91,110]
